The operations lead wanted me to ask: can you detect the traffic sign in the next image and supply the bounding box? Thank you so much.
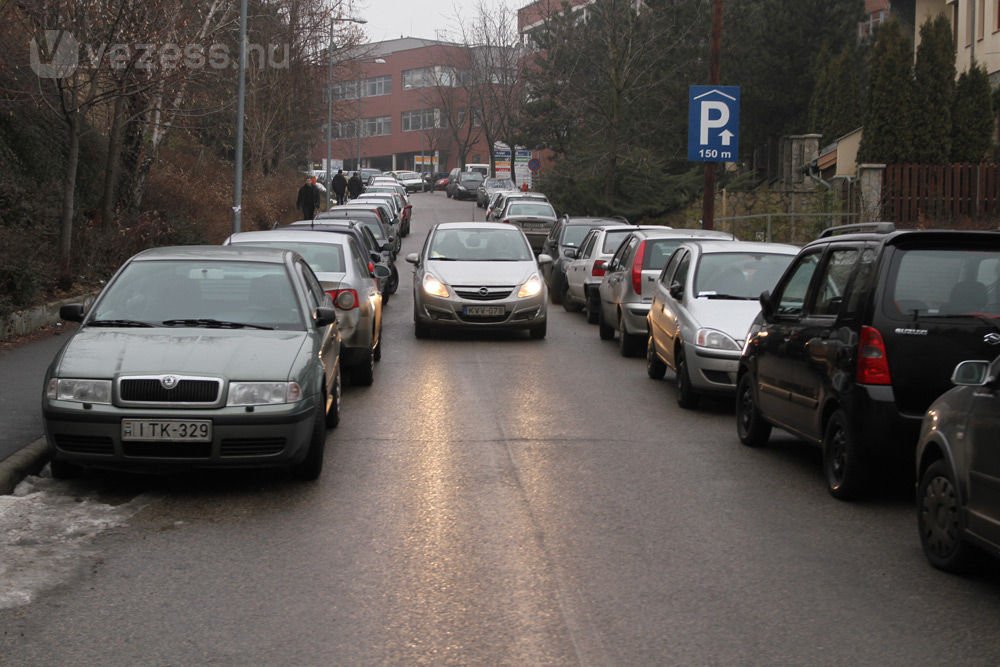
[688,85,740,163]
[528,158,541,173]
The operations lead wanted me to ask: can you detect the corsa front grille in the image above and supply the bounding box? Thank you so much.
[119,377,221,404]
[454,286,514,301]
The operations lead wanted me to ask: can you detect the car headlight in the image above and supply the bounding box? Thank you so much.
[46,378,112,404]
[517,274,543,298]
[422,273,451,298]
[695,328,741,351]
[227,381,302,406]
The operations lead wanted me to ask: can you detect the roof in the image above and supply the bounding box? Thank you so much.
[133,245,290,263]
[563,217,630,226]
[630,227,736,240]
[434,222,516,231]
[686,240,799,254]
[227,230,349,246]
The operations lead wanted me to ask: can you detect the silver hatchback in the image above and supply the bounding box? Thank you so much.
[597,228,735,356]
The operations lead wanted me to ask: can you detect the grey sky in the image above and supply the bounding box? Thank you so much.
[354,0,517,43]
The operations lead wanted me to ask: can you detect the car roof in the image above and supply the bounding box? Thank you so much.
[434,222,516,231]
[803,228,1000,249]
[684,240,798,254]
[133,245,290,263]
[227,230,349,246]
[563,217,630,226]
[631,227,735,239]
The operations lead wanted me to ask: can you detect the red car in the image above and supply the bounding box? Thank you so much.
[434,176,449,191]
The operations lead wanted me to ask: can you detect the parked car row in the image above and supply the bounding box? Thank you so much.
[557,218,1000,574]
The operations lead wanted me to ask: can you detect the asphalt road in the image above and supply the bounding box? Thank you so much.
[3,193,1000,666]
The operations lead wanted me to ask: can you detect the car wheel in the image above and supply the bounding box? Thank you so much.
[646,336,667,379]
[324,364,341,429]
[822,409,868,500]
[529,320,547,340]
[598,305,615,340]
[585,289,600,324]
[549,278,563,305]
[292,404,326,481]
[352,344,375,387]
[675,348,700,409]
[736,371,771,447]
[387,265,399,295]
[918,459,979,572]
[562,282,582,313]
[49,458,82,480]
[618,314,643,357]
[373,325,382,362]
[414,319,431,339]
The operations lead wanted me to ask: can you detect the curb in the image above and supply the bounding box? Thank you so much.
[0,438,50,495]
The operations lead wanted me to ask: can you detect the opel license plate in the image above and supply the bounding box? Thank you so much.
[121,419,212,442]
[463,305,505,317]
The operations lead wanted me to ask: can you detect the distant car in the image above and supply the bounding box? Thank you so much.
[434,175,449,191]
[43,245,342,481]
[359,190,411,236]
[446,171,484,200]
[496,198,558,254]
[476,177,516,208]
[293,215,399,297]
[359,168,382,184]
[357,193,409,237]
[540,216,630,306]
[564,225,659,324]
[406,222,552,339]
[225,230,389,386]
[597,227,735,356]
[389,170,426,193]
[915,356,1000,572]
[646,240,797,408]
[316,205,399,256]
[487,191,549,221]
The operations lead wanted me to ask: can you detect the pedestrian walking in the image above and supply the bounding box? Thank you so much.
[297,176,321,220]
[332,169,348,206]
[347,172,363,199]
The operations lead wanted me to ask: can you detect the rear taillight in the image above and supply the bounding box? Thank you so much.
[631,241,646,295]
[367,261,375,274]
[856,325,891,385]
[592,260,607,277]
[326,289,359,310]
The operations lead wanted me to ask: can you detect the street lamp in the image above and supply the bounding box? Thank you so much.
[326,15,367,210]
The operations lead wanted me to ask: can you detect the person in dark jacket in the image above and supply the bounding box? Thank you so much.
[297,176,320,219]
[347,172,363,199]
[332,169,348,205]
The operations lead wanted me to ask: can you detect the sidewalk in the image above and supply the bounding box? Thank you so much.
[0,326,74,492]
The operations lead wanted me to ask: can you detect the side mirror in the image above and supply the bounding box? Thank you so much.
[952,359,990,386]
[381,243,392,252]
[314,306,337,327]
[759,290,774,321]
[536,253,554,265]
[405,252,420,265]
[669,282,683,301]
[60,304,86,322]
[564,248,578,259]
[370,252,382,263]
[372,264,392,279]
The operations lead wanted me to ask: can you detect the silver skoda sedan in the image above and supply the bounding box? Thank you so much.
[406,223,552,339]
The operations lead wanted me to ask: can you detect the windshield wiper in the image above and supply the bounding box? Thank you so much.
[698,293,756,300]
[161,318,274,330]
[87,319,155,327]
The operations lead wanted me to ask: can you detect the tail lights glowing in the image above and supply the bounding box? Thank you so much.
[856,326,891,385]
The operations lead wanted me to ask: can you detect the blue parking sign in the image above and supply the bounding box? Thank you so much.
[688,85,740,162]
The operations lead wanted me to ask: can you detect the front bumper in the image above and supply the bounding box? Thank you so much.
[43,397,318,473]
[414,289,547,331]
[685,341,742,393]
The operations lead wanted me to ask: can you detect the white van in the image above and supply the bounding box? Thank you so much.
[465,163,490,178]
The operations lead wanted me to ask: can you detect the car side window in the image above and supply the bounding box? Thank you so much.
[659,248,684,286]
[347,238,369,276]
[672,251,691,294]
[842,246,877,318]
[580,232,597,259]
[609,236,633,272]
[811,247,859,317]
[620,237,639,270]
[774,251,821,317]
[296,261,326,312]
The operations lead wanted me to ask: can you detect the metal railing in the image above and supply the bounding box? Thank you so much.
[714,212,861,245]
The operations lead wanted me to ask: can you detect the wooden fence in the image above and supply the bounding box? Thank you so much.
[883,163,1000,225]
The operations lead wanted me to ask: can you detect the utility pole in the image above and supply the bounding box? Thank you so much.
[232,0,247,233]
[701,0,722,230]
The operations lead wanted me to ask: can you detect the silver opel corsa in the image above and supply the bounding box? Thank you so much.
[42,246,342,481]
[406,223,553,339]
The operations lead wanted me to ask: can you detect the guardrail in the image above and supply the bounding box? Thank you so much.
[714,213,861,245]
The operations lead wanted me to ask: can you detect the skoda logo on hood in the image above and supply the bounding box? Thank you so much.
[160,375,180,390]
[985,333,1000,346]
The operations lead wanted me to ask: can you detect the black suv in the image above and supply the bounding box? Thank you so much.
[736,223,1000,499]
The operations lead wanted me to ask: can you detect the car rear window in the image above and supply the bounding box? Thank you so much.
[885,247,1000,318]
[231,241,346,274]
[602,229,632,253]
[507,202,556,218]
[642,239,685,270]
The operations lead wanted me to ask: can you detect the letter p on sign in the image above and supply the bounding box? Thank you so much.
[699,101,729,145]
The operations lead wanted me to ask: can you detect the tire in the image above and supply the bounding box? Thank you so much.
[414,320,431,339]
[618,314,643,357]
[675,348,700,409]
[387,265,399,295]
[918,459,979,572]
[49,458,82,480]
[561,281,582,313]
[549,277,563,305]
[598,305,615,340]
[373,325,382,362]
[324,363,341,429]
[529,320,547,339]
[292,405,326,481]
[646,336,667,379]
[351,344,375,387]
[736,371,771,447]
[585,289,600,324]
[822,409,868,500]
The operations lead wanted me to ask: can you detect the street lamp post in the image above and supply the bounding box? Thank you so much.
[326,15,366,210]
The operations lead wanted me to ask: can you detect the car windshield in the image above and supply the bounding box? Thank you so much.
[231,242,346,274]
[886,248,1000,318]
[506,202,556,218]
[485,178,514,189]
[694,252,796,299]
[396,171,419,179]
[429,228,532,261]
[460,173,484,185]
[90,260,304,330]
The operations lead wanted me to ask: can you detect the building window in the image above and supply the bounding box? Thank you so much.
[333,76,391,100]
[402,66,460,89]
[334,116,391,138]
[402,109,443,131]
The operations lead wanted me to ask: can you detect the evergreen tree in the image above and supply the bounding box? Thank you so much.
[911,15,955,164]
[809,42,865,143]
[951,64,994,162]
[859,19,916,163]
